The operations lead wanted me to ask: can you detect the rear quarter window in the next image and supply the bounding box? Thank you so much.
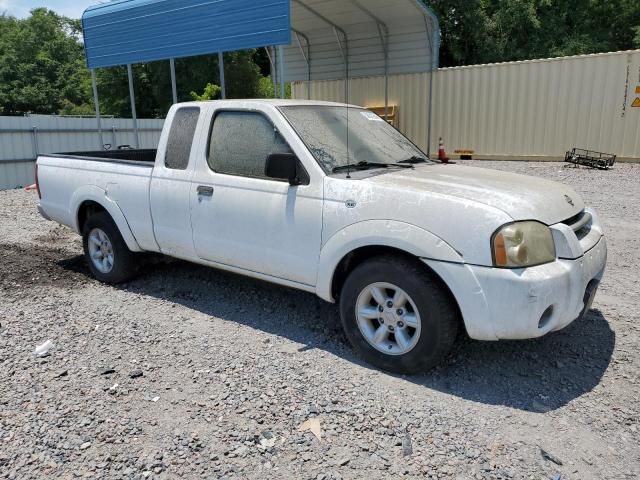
[165,107,200,170]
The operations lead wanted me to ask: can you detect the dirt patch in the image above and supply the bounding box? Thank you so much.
[0,243,89,291]
[33,223,81,248]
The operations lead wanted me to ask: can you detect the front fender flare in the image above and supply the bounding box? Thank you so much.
[316,220,463,302]
[70,185,143,252]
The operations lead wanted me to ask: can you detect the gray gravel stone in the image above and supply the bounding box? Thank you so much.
[0,162,638,479]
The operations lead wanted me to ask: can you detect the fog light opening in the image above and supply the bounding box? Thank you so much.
[538,306,554,329]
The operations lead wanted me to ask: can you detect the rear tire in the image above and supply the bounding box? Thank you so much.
[339,256,458,374]
[82,212,139,284]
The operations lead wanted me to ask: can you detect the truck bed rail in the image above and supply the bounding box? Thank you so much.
[61,149,157,163]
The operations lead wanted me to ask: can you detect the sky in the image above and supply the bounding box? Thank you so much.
[0,0,100,18]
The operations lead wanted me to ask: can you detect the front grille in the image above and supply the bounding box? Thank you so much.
[562,210,592,240]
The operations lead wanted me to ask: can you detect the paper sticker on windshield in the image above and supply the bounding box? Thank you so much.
[360,111,385,122]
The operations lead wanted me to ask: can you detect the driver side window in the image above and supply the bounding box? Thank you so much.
[208,111,293,179]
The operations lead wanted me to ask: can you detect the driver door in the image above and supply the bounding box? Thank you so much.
[190,107,323,287]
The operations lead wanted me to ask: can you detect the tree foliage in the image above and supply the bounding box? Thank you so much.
[190,83,222,101]
[430,0,640,67]
[1,4,639,115]
[0,8,90,114]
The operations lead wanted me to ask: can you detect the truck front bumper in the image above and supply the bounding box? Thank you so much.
[423,234,607,341]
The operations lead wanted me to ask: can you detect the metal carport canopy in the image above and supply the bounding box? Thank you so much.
[82,0,439,151]
[285,0,439,81]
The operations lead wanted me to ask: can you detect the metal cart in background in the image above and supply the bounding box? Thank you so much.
[565,148,616,170]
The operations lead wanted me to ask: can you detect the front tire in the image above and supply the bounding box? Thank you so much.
[339,256,458,374]
[82,212,139,284]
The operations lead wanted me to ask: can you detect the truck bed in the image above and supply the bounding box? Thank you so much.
[37,150,158,252]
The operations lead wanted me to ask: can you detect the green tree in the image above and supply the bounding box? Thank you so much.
[0,8,91,114]
[429,0,640,66]
[429,0,491,67]
[190,83,222,101]
[257,76,291,99]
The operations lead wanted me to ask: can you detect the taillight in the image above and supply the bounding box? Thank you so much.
[35,164,41,199]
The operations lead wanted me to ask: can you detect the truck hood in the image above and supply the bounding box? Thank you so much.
[367,164,584,225]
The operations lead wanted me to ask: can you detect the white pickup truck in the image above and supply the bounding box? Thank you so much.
[36,100,607,373]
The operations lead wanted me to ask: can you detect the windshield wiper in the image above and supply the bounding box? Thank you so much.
[332,161,388,173]
[398,156,429,164]
[332,161,413,174]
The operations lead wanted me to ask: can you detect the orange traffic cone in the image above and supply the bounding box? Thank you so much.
[438,137,450,163]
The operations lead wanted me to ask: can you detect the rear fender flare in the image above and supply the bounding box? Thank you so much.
[70,185,143,252]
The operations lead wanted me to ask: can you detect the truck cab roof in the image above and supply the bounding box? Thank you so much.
[173,99,365,110]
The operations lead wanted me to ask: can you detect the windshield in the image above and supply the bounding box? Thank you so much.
[279,106,431,173]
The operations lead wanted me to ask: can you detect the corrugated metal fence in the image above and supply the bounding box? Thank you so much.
[0,115,164,190]
[293,50,640,161]
[2,50,638,190]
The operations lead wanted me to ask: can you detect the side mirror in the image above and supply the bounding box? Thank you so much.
[265,153,306,185]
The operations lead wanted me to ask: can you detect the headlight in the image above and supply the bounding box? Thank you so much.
[492,221,556,268]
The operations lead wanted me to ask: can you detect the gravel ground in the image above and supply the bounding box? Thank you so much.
[0,161,638,480]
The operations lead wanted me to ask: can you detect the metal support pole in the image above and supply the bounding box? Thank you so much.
[345,43,349,104]
[277,45,286,99]
[375,23,390,120]
[31,127,39,158]
[337,31,349,104]
[294,30,311,100]
[169,58,178,104]
[264,47,277,98]
[111,126,117,149]
[427,71,435,159]
[127,64,140,149]
[355,0,389,119]
[332,27,349,103]
[384,70,389,121]
[218,52,226,99]
[409,0,441,156]
[271,48,278,98]
[90,69,104,149]
[423,15,439,159]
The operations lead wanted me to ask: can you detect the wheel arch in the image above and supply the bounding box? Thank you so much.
[316,220,464,303]
[71,186,143,252]
[77,200,106,233]
[331,243,464,323]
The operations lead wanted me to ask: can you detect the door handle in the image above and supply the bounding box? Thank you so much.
[197,186,214,197]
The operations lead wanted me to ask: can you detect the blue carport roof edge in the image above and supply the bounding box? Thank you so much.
[82,0,292,69]
[82,0,440,80]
